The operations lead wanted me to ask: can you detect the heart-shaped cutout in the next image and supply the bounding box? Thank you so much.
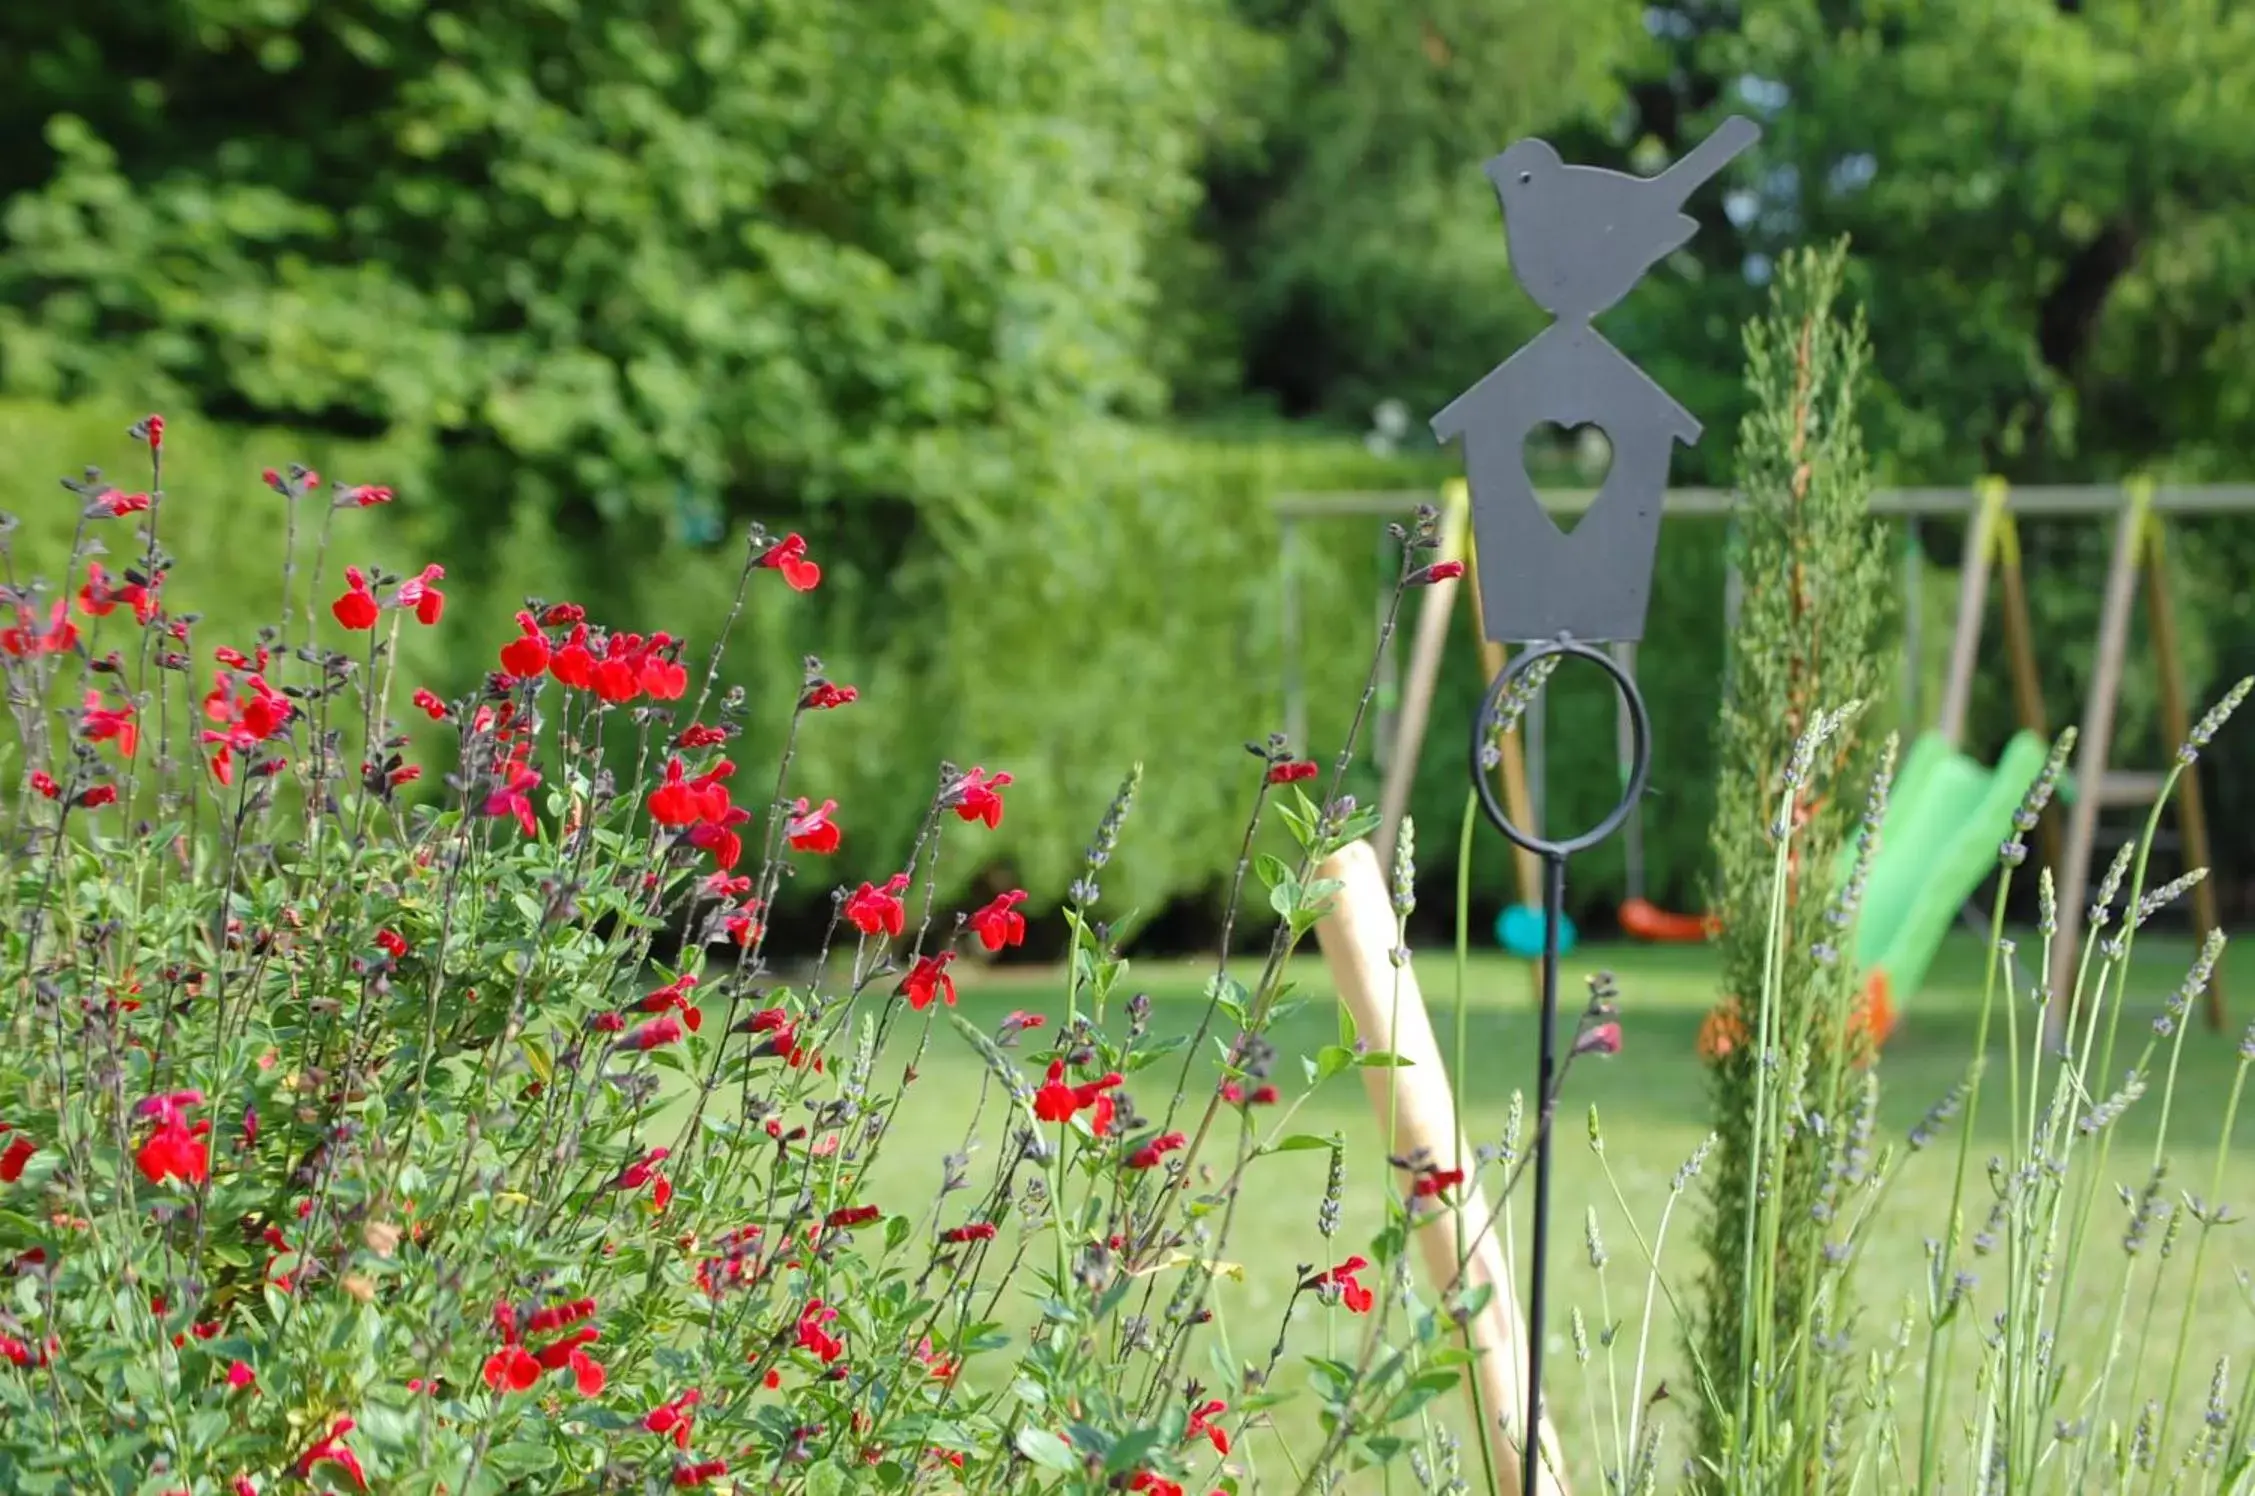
[1519,421,1614,535]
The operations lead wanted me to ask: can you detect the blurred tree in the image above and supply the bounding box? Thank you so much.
[1199,0,1654,425]
[0,0,1253,538]
[1658,0,2255,483]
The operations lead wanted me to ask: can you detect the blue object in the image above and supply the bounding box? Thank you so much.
[1497,902,1577,958]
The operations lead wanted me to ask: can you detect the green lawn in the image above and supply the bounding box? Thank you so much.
[820,930,2255,1492]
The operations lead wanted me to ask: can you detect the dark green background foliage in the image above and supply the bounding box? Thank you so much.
[4,0,2253,932]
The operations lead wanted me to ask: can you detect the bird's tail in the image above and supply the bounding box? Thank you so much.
[1653,114,1760,204]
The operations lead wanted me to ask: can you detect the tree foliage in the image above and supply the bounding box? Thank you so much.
[0,0,1248,531]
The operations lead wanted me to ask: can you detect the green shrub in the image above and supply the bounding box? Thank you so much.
[1,414,1509,1496]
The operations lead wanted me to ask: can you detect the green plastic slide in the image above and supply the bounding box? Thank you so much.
[1832,728,2051,1003]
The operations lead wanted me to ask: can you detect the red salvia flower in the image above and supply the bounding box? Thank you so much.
[623,1016,683,1052]
[78,562,157,624]
[1412,1167,1467,1201]
[135,1119,211,1186]
[968,889,1028,951]
[948,766,1013,828]
[1411,559,1466,585]
[900,951,957,1011]
[644,1388,702,1450]
[678,723,728,749]
[530,1328,606,1395]
[756,533,822,591]
[0,598,78,657]
[549,625,598,690]
[795,1301,844,1363]
[639,638,688,699]
[523,1298,596,1337]
[0,1132,36,1183]
[800,680,857,711]
[824,1204,881,1229]
[29,772,60,801]
[87,487,152,518]
[785,797,840,853]
[613,1146,671,1194]
[1187,1397,1231,1455]
[483,749,542,837]
[138,413,164,451]
[1267,759,1319,784]
[81,691,138,758]
[844,874,910,938]
[1308,1255,1376,1314]
[1129,1475,1185,1496]
[672,1461,729,1489]
[77,783,119,810]
[226,1360,255,1391]
[723,905,764,947]
[499,612,551,678]
[687,803,751,871]
[640,974,703,1032]
[1032,1061,1124,1125]
[1573,1021,1624,1057]
[395,564,446,625]
[939,1222,997,1244]
[482,1344,541,1393]
[648,758,705,828]
[346,484,393,507]
[332,568,380,630]
[1127,1132,1188,1170]
[914,1336,958,1383]
[293,1418,367,1491]
[1032,1061,1081,1124]
[374,929,409,960]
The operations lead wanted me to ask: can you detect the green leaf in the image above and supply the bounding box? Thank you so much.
[1382,1369,1460,1425]
[1355,1050,1412,1068]
[884,1213,912,1251]
[1265,1133,1341,1154]
[1104,1427,1167,1474]
[806,1461,850,1496]
[1254,853,1294,892]
[1314,1045,1357,1082]
[1014,1427,1076,1472]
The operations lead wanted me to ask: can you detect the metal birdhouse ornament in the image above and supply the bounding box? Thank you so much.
[1432,115,1756,1496]
[1435,113,1758,646]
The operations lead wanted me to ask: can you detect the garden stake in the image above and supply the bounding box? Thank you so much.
[1433,113,1755,1496]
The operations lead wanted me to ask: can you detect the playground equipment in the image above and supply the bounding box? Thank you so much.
[1278,480,2236,1032]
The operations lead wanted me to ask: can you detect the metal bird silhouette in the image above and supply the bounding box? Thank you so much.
[1486,115,1760,324]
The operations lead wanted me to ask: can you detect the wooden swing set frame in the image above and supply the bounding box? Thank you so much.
[1275,479,2240,1036]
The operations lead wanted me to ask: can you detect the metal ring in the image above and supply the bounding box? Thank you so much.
[1470,637,1652,858]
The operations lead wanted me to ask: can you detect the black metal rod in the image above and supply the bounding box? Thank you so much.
[1523,850,1567,1496]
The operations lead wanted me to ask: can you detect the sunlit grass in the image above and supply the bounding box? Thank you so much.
[802,928,2253,1492]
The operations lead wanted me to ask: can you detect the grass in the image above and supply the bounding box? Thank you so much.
[835,927,2255,1493]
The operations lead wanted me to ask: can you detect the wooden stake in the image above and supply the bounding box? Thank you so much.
[2049,486,2150,1040]
[1312,840,1571,1495]
[1458,517,1544,912]
[1378,492,1470,869]
[1936,480,2004,749]
[1992,504,2062,876]
[2141,520,2228,1031]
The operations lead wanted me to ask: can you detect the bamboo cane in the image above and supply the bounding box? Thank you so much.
[1312,839,1571,1495]
[1377,495,1470,869]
